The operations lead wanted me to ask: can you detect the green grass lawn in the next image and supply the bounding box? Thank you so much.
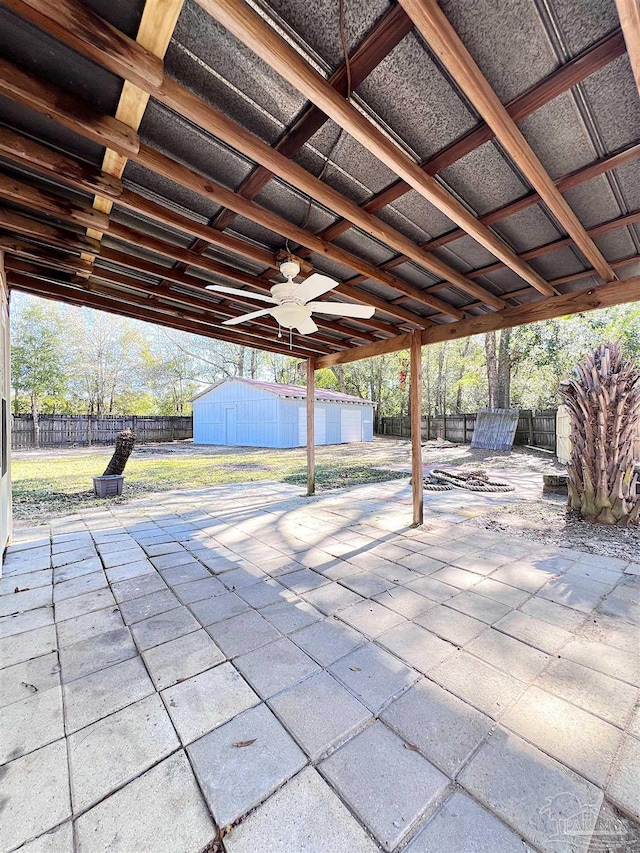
[12,444,408,523]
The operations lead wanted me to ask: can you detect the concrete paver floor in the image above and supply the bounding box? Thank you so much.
[1,479,639,853]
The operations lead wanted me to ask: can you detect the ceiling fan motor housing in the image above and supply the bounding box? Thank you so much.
[279,259,301,280]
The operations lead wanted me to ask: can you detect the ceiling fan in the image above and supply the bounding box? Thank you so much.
[205,259,375,335]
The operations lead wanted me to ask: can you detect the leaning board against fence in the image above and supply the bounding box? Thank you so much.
[379,409,558,452]
[11,415,193,449]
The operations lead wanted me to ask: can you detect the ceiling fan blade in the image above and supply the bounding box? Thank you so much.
[222,307,274,326]
[307,301,375,319]
[206,285,276,304]
[290,273,337,302]
[296,317,318,335]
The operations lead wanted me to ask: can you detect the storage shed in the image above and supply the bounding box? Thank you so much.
[192,378,374,448]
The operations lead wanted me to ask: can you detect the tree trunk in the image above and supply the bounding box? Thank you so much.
[250,348,258,379]
[103,429,136,476]
[455,339,471,413]
[31,391,40,449]
[485,332,498,410]
[560,342,640,526]
[497,329,512,409]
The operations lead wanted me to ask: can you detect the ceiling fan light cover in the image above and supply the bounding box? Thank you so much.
[271,302,311,328]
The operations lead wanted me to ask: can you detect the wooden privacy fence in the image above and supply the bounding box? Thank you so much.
[379,409,558,452]
[11,415,193,449]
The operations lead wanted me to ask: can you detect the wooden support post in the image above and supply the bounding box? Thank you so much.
[307,357,316,497]
[410,331,423,526]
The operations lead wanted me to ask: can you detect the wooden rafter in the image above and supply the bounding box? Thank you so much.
[0,9,490,317]
[419,142,640,255]
[615,0,640,94]
[0,60,436,328]
[87,0,185,242]
[314,276,640,368]
[309,28,627,247]
[399,0,615,284]
[208,3,413,234]
[8,272,317,360]
[195,0,555,297]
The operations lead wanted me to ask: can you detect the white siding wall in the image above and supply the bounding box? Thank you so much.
[193,380,280,447]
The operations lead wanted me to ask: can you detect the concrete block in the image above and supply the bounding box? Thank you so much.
[338,600,405,638]
[0,685,63,764]
[172,576,227,604]
[56,606,124,648]
[0,651,60,708]
[382,678,493,778]
[207,610,281,658]
[502,686,623,786]
[225,767,378,853]
[0,740,70,853]
[460,728,603,853]
[330,642,419,713]
[59,627,136,683]
[63,655,154,733]
[373,587,435,619]
[429,650,525,719]
[607,735,640,820]
[0,625,57,669]
[119,589,181,625]
[406,792,533,852]
[143,629,224,690]
[495,611,573,655]
[290,616,364,666]
[75,752,213,853]
[188,703,306,826]
[130,606,200,652]
[303,583,363,615]
[234,637,320,699]
[320,722,449,851]
[162,662,259,744]
[269,670,371,760]
[466,629,550,682]
[416,605,486,646]
[189,591,250,626]
[111,572,168,604]
[68,693,179,811]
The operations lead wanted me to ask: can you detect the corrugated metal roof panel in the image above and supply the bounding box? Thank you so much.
[192,376,374,404]
[356,31,477,161]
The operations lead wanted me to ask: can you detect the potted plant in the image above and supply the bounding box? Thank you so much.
[93,428,136,497]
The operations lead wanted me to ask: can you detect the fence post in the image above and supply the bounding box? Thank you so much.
[463,415,467,443]
[443,415,447,441]
[528,410,534,446]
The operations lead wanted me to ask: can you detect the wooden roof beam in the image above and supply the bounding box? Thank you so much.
[87,0,185,242]
[197,0,553,297]
[616,0,640,94]
[421,142,640,253]
[96,247,378,345]
[310,28,626,244]
[0,59,432,328]
[7,0,494,315]
[0,207,101,255]
[0,173,109,232]
[208,3,413,233]
[86,267,346,354]
[399,0,616,284]
[6,267,318,358]
[315,276,640,367]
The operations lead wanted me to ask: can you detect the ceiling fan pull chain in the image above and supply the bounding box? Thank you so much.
[289,327,293,351]
[278,324,282,339]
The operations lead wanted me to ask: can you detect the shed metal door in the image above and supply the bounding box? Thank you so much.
[340,407,362,443]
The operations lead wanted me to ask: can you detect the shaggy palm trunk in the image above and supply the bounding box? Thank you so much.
[103,429,136,476]
[560,343,640,526]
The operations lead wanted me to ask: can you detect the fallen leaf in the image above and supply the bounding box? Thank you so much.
[404,743,419,752]
[22,682,38,693]
[349,666,362,672]
[232,739,256,748]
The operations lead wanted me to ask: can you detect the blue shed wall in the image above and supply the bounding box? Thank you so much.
[193,380,374,447]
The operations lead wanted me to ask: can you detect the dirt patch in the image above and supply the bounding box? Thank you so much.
[467,492,640,563]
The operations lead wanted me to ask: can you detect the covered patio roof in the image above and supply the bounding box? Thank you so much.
[0,0,639,366]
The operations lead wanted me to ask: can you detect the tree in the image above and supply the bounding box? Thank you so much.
[560,342,639,526]
[11,299,66,446]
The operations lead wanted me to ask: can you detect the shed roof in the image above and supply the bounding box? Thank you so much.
[0,0,639,367]
[191,377,373,405]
